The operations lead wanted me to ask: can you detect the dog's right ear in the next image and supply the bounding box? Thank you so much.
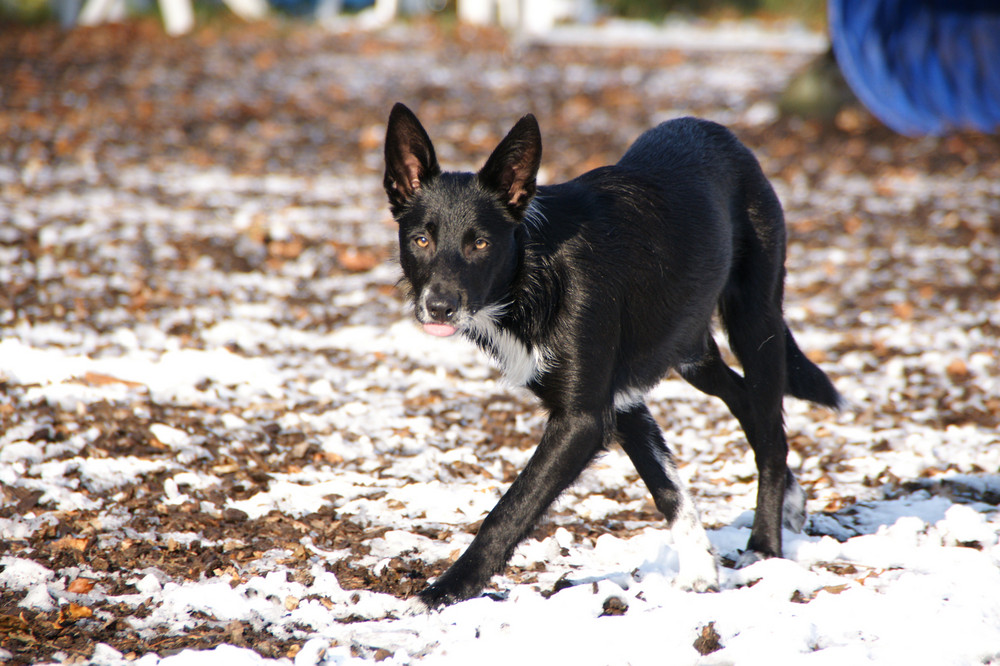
[384,103,441,214]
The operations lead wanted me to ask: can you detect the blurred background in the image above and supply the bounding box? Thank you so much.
[2,0,829,27]
[1,2,998,663]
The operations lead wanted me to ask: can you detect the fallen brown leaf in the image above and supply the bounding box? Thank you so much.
[946,359,969,380]
[51,536,89,552]
[67,603,93,620]
[66,578,96,594]
[338,248,379,273]
[693,622,723,656]
[73,372,145,389]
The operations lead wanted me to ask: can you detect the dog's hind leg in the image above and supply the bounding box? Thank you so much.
[717,277,795,565]
[680,334,805,561]
[616,403,718,591]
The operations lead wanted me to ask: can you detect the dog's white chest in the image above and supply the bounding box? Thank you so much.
[469,310,550,386]
[491,328,549,386]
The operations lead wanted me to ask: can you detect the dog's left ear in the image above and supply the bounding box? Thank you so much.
[478,114,542,218]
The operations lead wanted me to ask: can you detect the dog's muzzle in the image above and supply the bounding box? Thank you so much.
[420,288,461,337]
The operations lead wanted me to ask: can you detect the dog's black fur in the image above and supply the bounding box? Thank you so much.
[383,103,841,608]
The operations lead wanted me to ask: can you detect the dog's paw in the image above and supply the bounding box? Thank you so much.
[416,583,462,610]
[416,577,488,610]
[675,550,720,593]
[676,569,720,593]
[404,595,432,615]
[782,477,808,533]
[734,549,770,569]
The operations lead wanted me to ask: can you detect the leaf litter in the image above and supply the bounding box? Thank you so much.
[1,15,999,666]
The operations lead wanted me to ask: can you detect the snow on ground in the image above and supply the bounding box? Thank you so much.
[1,15,999,666]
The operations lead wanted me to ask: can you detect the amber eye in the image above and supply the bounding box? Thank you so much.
[414,235,430,249]
[474,238,489,251]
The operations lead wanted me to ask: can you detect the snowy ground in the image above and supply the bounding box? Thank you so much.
[2,16,1000,666]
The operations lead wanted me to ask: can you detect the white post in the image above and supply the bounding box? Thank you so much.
[220,0,269,21]
[77,0,127,25]
[159,0,195,35]
[458,0,494,25]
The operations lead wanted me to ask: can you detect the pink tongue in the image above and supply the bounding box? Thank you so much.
[423,323,457,337]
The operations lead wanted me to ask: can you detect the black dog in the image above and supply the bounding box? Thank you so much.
[383,103,840,608]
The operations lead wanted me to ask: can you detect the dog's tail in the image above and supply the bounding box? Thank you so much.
[784,325,843,409]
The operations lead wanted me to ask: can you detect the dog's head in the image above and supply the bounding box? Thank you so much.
[384,103,542,337]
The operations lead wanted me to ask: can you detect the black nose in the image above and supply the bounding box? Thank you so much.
[426,294,458,323]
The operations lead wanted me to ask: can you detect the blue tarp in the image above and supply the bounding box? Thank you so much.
[268,0,372,15]
[829,0,1000,135]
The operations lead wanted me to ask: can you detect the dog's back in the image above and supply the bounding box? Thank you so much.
[520,118,789,403]
[615,117,785,265]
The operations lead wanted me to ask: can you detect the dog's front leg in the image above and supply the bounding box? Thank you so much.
[418,410,609,608]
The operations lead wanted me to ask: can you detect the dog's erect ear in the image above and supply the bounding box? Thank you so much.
[384,103,441,213]
[478,114,542,218]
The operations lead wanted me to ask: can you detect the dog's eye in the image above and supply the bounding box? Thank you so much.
[474,238,489,251]
[414,235,430,249]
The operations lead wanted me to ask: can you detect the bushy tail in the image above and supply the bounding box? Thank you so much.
[784,326,843,409]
